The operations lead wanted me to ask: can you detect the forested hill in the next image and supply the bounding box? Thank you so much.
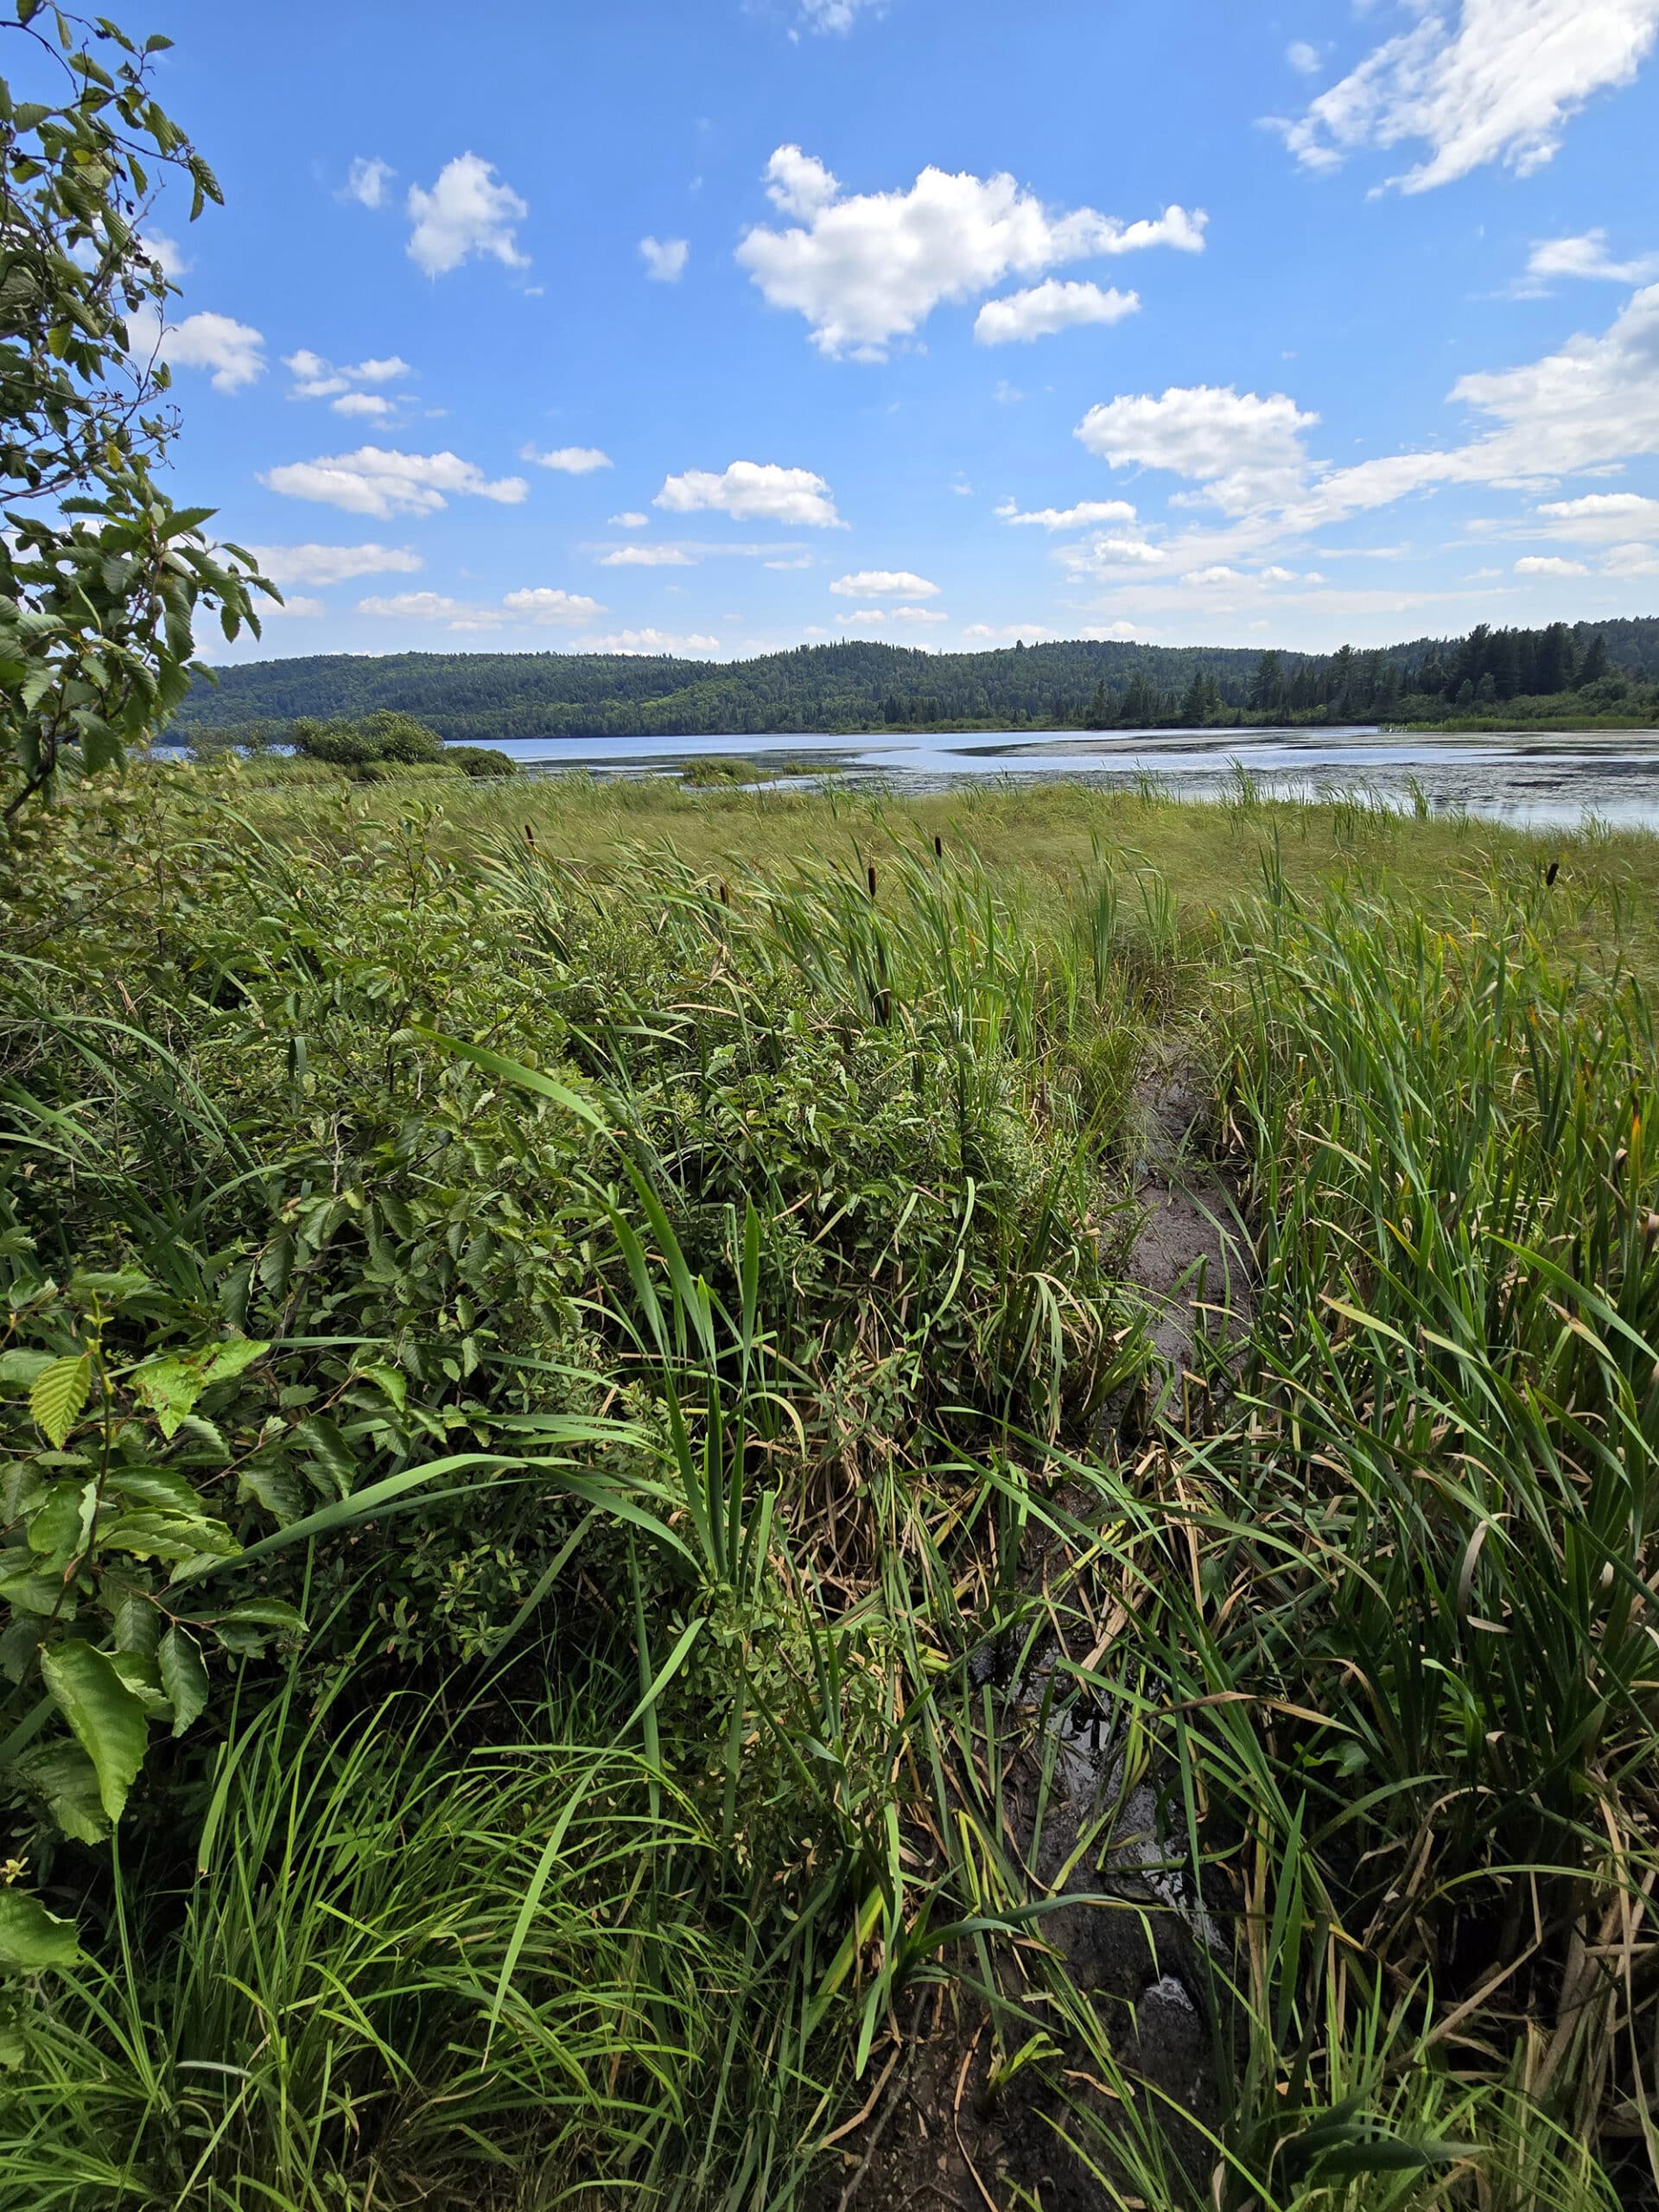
[172,617,1659,743]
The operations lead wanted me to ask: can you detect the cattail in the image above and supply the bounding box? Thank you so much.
[933,834,944,861]
[867,862,878,900]
[719,878,730,907]
[524,823,535,849]
[1545,860,1560,887]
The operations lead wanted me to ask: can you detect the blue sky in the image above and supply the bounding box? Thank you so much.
[102,0,1659,660]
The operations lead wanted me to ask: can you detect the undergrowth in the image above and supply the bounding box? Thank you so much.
[0,772,1653,2209]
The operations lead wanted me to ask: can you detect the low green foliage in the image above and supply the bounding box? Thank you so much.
[2,771,1656,2207]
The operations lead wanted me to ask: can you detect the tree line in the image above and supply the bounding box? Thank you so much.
[168,619,1659,750]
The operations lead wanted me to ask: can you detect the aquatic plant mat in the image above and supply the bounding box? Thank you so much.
[1,766,1656,2209]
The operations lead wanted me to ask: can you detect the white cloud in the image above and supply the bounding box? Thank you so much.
[639,235,689,283]
[499,588,605,622]
[579,628,720,654]
[1286,41,1322,78]
[893,606,948,623]
[600,544,694,566]
[830,569,939,598]
[523,444,613,474]
[1076,385,1319,513]
[1514,554,1587,575]
[1279,0,1659,194]
[139,309,265,392]
[285,350,414,406]
[737,143,1205,358]
[1523,229,1659,288]
[1183,564,1246,584]
[1534,491,1659,538]
[609,511,649,527]
[765,554,814,569]
[265,594,326,618]
[995,497,1138,530]
[140,229,191,278]
[358,585,602,632]
[260,446,529,518]
[245,543,423,588]
[1061,534,1170,572]
[406,154,529,276]
[344,156,395,209]
[974,279,1140,345]
[656,461,843,527]
[1605,542,1659,575]
[798,0,887,29]
[962,622,1055,640]
[359,591,474,622]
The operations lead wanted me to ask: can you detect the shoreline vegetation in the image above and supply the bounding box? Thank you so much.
[3,759,1658,2209]
[171,617,1659,752]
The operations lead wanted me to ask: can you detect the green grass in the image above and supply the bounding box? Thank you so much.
[2,767,1656,2209]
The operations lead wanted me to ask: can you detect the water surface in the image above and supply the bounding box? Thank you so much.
[483,724,1659,830]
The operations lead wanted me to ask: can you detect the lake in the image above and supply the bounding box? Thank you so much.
[482,723,1659,830]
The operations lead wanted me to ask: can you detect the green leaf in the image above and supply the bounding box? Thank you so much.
[0,1351,53,1394]
[354,1360,406,1411]
[14,1743,108,1845]
[212,1599,304,1632]
[0,1890,79,1971]
[157,1626,207,1738]
[105,1465,201,1516]
[39,1641,148,1823]
[29,1357,91,1449]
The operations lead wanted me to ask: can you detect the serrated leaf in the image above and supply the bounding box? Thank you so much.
[105,1465,202,1516]
[355,1360,406,1412]
[157,1625,208,1737]
[0,1890,79,1971]
[214,1599,305,1632]
[29,1356,91,1449]
[237,1459,306,1526]
[40,1641,149,1822]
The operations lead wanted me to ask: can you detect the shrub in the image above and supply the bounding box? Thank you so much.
[446,745,518,778]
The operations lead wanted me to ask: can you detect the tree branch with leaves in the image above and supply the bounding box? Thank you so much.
[0,2,273,823]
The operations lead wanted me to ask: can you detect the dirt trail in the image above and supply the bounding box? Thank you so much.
[810,1060,1255,2211]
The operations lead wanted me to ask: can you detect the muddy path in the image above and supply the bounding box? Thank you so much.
[810,1058,1255,2211]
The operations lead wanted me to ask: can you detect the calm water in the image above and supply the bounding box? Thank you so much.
[483,724,1659,830]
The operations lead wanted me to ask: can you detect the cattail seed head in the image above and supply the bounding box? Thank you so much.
[868,863,878,899]
[934,834,944,860]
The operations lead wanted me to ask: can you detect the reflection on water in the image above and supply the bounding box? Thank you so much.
[479,723,1659,830]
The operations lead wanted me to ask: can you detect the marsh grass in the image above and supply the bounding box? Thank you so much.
[3,770,1658,2207]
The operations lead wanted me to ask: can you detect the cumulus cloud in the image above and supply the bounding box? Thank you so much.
[500,587,605,621]
[737,144,1205,358]
[264,594,326,618]
[136,309,265,391]
[1183,564,1245,584]
[1277,0,1659,194]
[829,569,938,598]
[1535,490,1659,537]
[523,444,612,474]
[1522,229,1659,288]
[609,511,649,527]
[245,543,423,588]
[995,497,1138,530]
[656,461,843,527]
[285,351,414,410]
[358,584,602,632]
[1605,542,1659,575]
[892,606,949,623]
[639,235,689,283]
[406,154,529,276]
[344,156,395,209]
[973,278,1140,345]
[260,446,529,518]
[580,628,720,655]
[599,544,694,566]
[1059,534,1169,573]
[1514,553,1588,575]
[1076,385,1319,513]
[1286,41,1322,77]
